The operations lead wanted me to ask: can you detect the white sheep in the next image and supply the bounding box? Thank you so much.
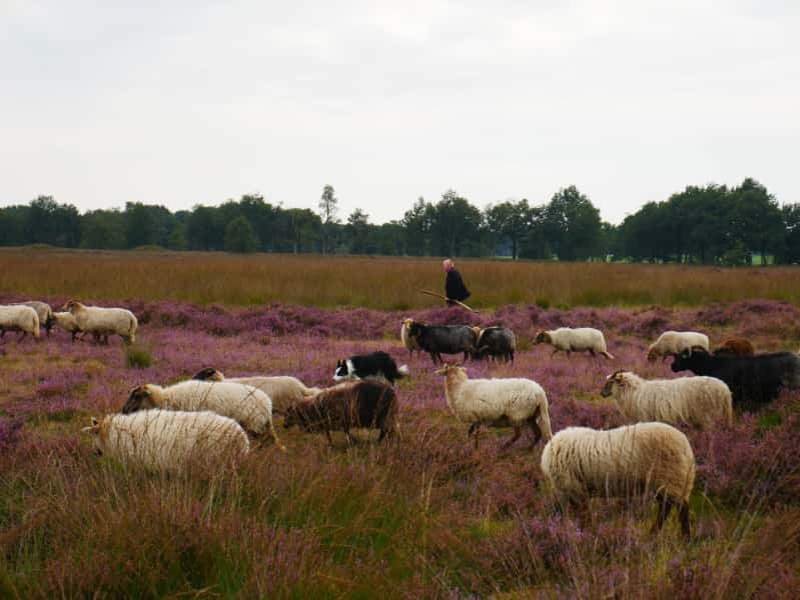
[13,301,54,336]
[647,331,709,362]
[123,380,286,451]
[0,305,40,340]
[192,367,320,414]
[437,364,552,450]
[82,409,249,473]
[400,318,422,359]
[540,423,696,538]
[534,327,613,359]
[62,300,138,345]
[601,370,733,429]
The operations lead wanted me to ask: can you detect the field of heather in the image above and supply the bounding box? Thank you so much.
[1,293,799,598]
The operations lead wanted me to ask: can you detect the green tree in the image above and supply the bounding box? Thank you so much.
[346,208,371,254]
[485,199,533,259]
[402,197,435,256]
[543,186,602,261]
[224,216,259,253]
[430,190,483,257]
[318,185,339,254]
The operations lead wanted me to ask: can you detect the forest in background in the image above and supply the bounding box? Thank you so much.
[2,177,798,265]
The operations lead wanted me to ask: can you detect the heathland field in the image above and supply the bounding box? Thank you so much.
[1,252,799,598]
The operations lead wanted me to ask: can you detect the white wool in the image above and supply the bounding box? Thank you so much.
[0,305,40,337]
[604,371,732,429]
[220,375,321,414]
[91,410,249,472]
[541,327,612,359]
[442,367,552,439]
[140,380,284,450]
[66,301,137,343]
[13,301,52,326]
[647,331,709,360]
[53,311,80,333]
[400,319,422,356]
[540,423,695,505]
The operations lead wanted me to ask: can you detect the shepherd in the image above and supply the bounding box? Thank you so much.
[443,259,470,307]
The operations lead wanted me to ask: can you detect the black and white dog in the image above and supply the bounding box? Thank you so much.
[333,351,409,385]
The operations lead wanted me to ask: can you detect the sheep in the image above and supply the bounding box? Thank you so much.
[601,370,733,429]
[534,327,613,359]
[123,380,285,451]
[540,423,696,538]
[470,326,516,362]
[283,380,399,445]
[192,367,320,414]
[82,410,249,473]
[52,311,85,343]
[400,318,423,359]
[13,301,54,336]
[713,338,755,357]
[407,322,478,364]
[436,364,552,450]
[647,331,709,362]
[671,347,800,409]
[0,305,40,341]
[61,300,138,345]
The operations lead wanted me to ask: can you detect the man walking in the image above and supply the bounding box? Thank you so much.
[443,259,470,306]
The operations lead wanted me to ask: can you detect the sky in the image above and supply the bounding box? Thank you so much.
[1,0,798,225]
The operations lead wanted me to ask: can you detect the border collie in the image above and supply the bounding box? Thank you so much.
[333,351,409,385]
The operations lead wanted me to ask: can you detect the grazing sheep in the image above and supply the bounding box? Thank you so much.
[671,347,800,408]
[400,318,423,359]
[13,301,54,336]
[192,368,320,414]
[82,410,249,473]
[534,327,613,359]
[407,322,478,364]
[52,311,85,343]
[123,381,285,451]
[470,326,516,362]
[283,380,399,445]
[0,305,40,341]
[647,331,709,362]
[540,423,696,538]
[62,300,138,345]
[713,338,755,357]
[601,370,733,429]
[436,365,552,450]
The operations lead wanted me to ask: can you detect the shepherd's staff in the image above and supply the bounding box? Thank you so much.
[419,289,479,314]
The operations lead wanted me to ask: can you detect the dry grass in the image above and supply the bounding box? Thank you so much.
[3,247,800,309]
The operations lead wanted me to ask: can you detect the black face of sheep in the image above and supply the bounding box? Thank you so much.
[534,331,550,345]
[122,386,152,413]
[193,367,221,381]
[670,347,710,373]
[600,371,626,397]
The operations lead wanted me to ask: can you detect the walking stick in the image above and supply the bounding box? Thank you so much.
[419,289,479,314]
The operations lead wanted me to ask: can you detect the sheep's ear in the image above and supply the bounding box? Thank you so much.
[91,417,99,427]
[82,418,100,434]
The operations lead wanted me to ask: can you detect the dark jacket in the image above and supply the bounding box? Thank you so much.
[445,269,470,302]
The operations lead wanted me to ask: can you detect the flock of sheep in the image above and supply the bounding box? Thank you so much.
[5,298,798,540]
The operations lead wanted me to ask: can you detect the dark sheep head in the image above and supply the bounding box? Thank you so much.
[193,367,224,382]
[534,331,551,345]
[123,385,155,413]
[600,370,627,397]
[670,346,709,373]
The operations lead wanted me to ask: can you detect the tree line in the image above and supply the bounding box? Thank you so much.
[1,178,797,264]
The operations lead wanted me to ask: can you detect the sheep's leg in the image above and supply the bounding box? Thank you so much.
[550,348,559,357]
[589,349,596,357]
[468,422,479,437]
[325,429,334,446]
[18,331,27,342]
[678,502,691,539]
[473,425,481,450]
[502,425,522,449]
[527,418,542,448]
[0,329,5,338]
[602,351,613,359]
[651,494,674,534]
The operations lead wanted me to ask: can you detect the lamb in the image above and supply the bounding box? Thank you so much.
[283,380,399,445]
[52,311,85,343]
[192,367,320,414]
[13,301,54,336]
[123,380,285,451]
[470,326,516,362]
[0,305,40,341]
[647,331,709,362]
[713,338,755,357]
[601,370,733,429]
[534,327,613,359]
[400,318,423,359]
[436,364,552,450]
[61,300,138,345]
[407,322,478,364]
[82,410,249,473]
[540,423,696,538]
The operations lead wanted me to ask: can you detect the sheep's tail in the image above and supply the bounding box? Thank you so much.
[267,418,287,452]
[602,351,614,360]
[537,398,553,441]
[303,386,322,398]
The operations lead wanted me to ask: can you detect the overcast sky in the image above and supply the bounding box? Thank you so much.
[1,1,798,225]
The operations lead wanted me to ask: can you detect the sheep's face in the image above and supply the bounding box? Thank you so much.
[534,331,550,345]
[81,417,103,456]
[123,385,155,413]
[193,367,224,382]
[435,364,465,377]
[62,299,80,314]
[408,322,426,338]
[646,347,658,362]
[600,371,626,397]
[402,318,414,328]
